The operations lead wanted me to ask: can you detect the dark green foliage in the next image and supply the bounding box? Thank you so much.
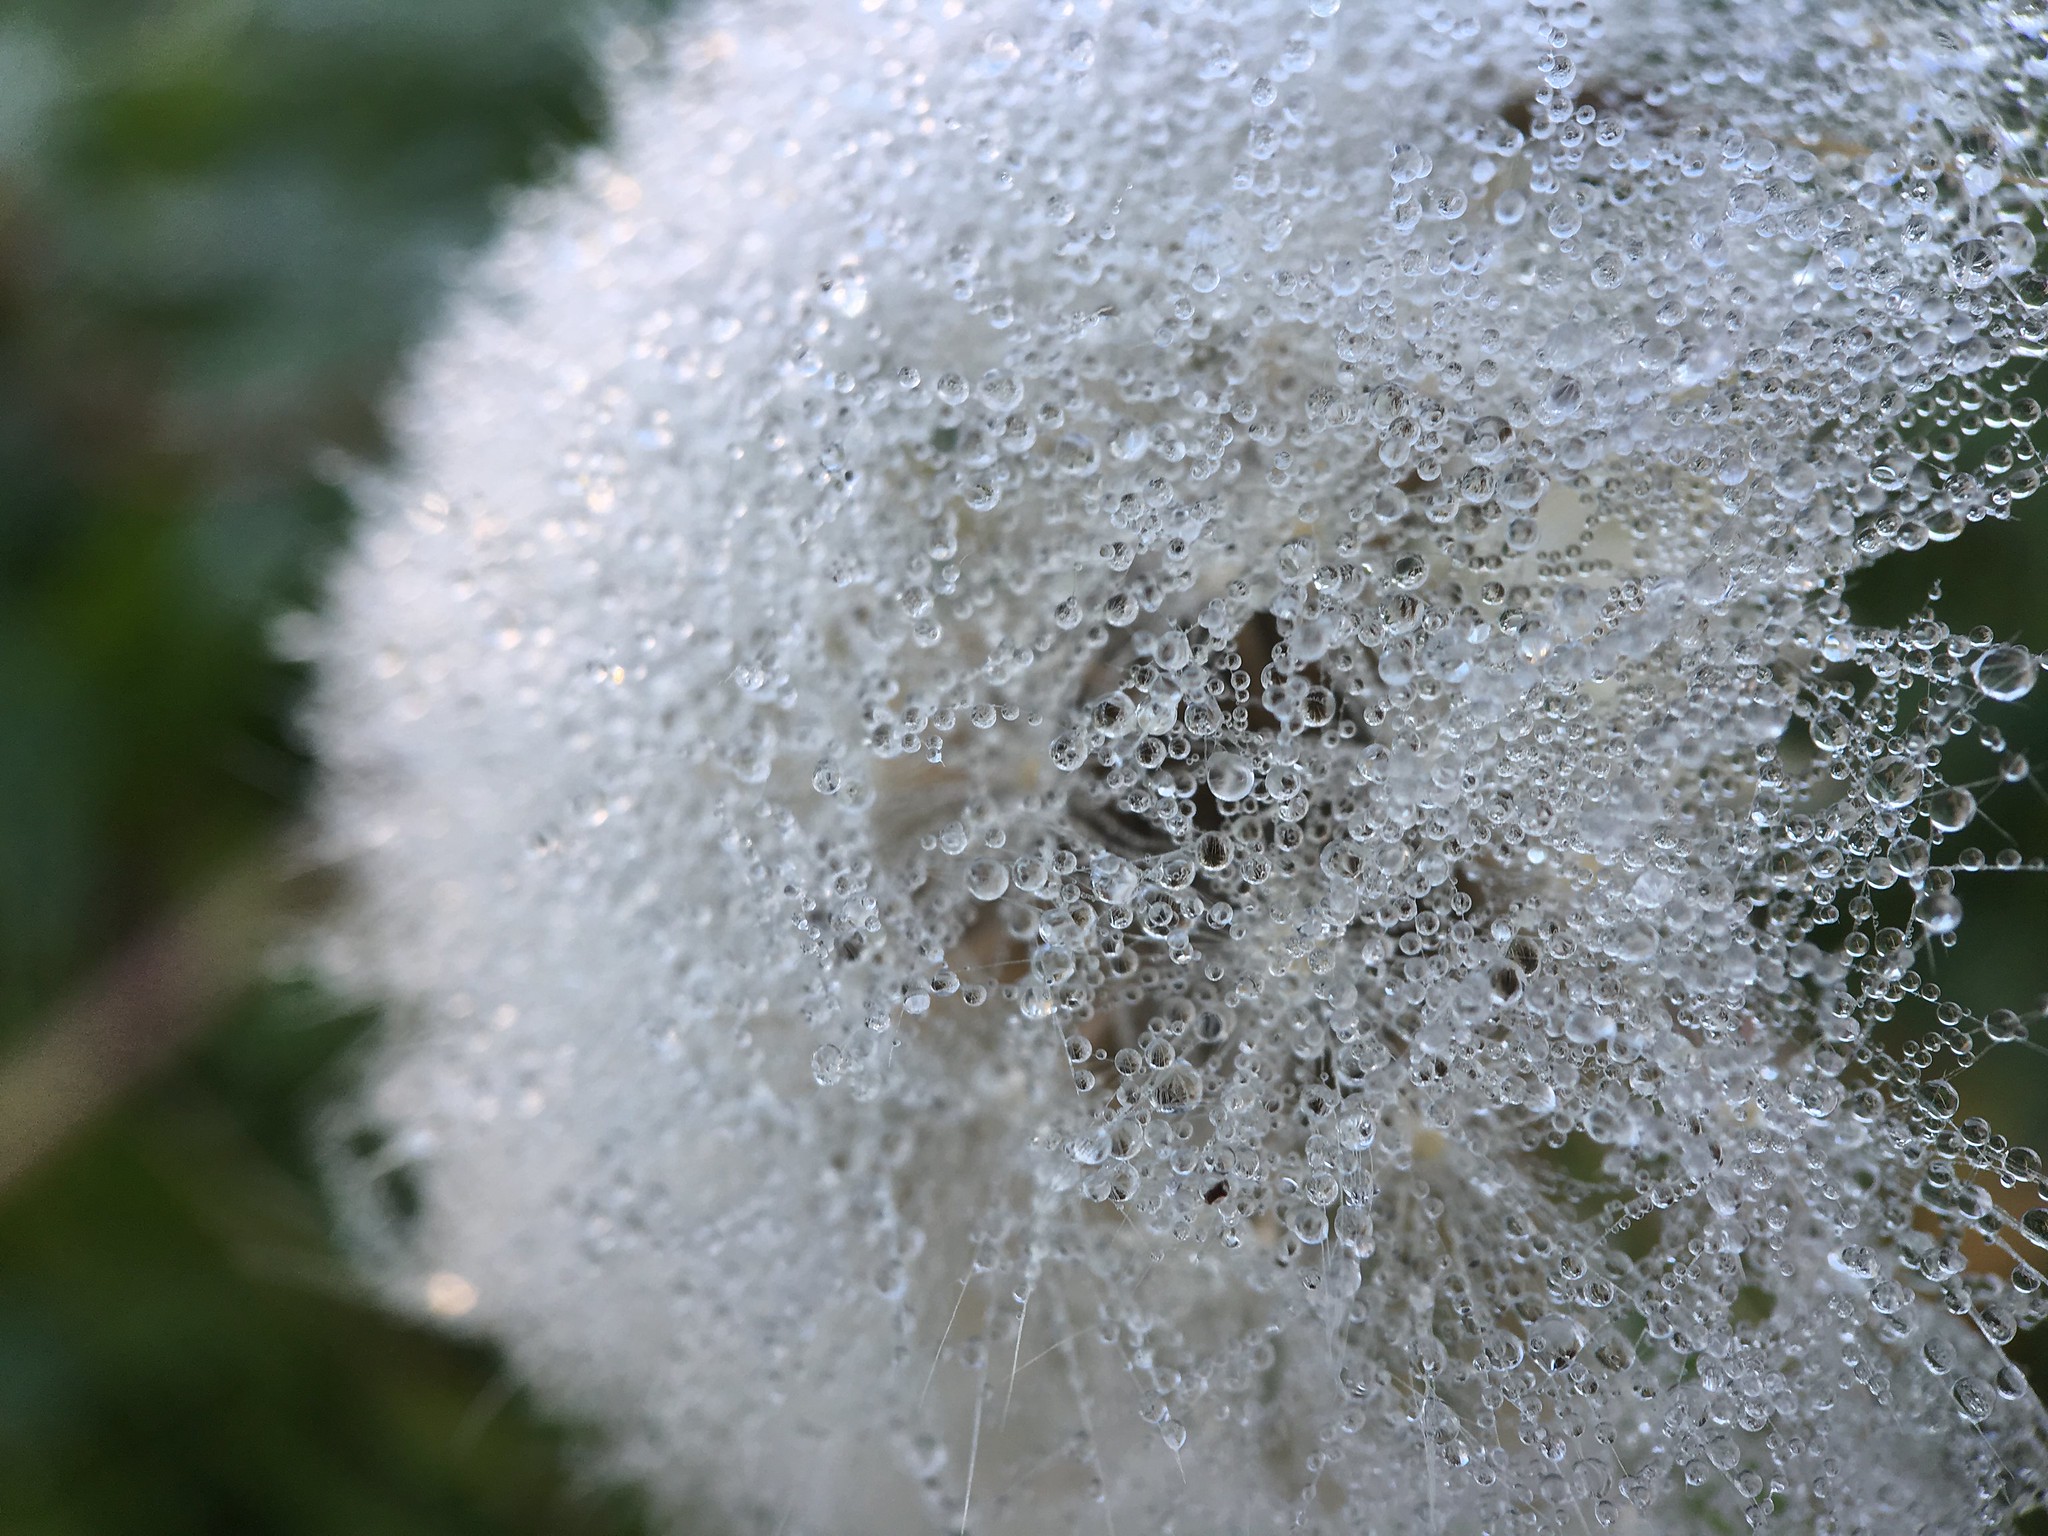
[0,982,649,1536]
[0,0,653,1528]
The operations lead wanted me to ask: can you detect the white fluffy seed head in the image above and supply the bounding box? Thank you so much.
[313,1,2048,1531]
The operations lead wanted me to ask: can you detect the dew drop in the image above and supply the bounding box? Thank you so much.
[1927,787,1976,835]
[966,859,1009,901]
[1974,643,2037,702]
[1206,752,1256,802]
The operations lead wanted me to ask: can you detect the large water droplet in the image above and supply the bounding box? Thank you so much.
[1206,752,1256,802]
[1974,644,2037,702]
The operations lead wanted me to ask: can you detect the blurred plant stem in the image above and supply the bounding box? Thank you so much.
[0,849,312,1189]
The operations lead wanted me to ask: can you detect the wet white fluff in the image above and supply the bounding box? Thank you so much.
[312,1,2048,1530]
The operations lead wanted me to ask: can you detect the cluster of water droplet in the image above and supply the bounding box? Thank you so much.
[313,0,2048,1530]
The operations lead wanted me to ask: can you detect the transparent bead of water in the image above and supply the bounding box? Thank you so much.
[1974,643,2037,701]
[1949,238,1999,290]
[1870,759,1924,809]
[1206,752,1256,802]
[1388,143,1432,184]
[1922,891,1963,935]
[1153,1062,1201,1114]
[966,858,1009,901]
[1927,787,1976,834]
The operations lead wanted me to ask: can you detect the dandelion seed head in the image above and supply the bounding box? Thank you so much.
[315,0,2048,1530]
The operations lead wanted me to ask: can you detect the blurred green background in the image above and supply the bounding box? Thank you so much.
[0,1,2044,1532]
[0,0,658,1529]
